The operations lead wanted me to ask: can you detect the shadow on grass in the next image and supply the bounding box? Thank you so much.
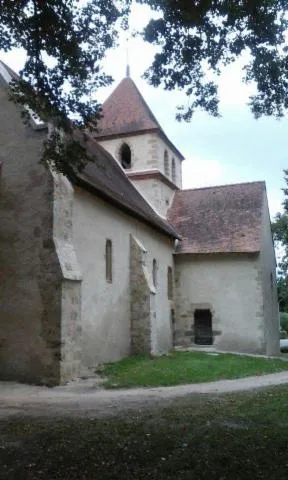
[1,385,288,479]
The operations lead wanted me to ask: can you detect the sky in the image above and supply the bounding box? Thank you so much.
[1,2,288,218]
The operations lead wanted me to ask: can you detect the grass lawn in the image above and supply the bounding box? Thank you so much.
[1,386,288,479]
[97,351,288,388]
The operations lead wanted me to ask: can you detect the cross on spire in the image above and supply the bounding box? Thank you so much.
[126,37,130,77]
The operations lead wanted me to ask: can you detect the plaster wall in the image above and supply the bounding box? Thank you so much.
[259,193,279,355]
[72,187,174,369]
[0,81,63,385]
[174,254,265,354]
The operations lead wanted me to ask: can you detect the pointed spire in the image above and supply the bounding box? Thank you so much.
[126,64,130,78]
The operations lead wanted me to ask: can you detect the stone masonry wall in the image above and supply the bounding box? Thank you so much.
[52,172,82,382]
[0,80,63,385]
[130,235,156,354]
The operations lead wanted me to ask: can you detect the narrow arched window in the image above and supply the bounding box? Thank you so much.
[120,143,132,169]
[164,150,169,177]
[105,239,112,283]
[152,259,157,288]
[167,266,173,300]
[172,157,176,183]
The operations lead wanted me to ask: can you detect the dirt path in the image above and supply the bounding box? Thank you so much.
[0,371,288,418]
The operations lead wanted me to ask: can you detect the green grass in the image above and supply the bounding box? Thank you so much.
[2,386,288,479]
[97,351,288,388]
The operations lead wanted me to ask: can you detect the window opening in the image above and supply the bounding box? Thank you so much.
[172,157,176,183]
[167,266,173,299]
[152,259,157,288]
[164,150,169,177]
[120,143,132,169]
[105,239,112,283]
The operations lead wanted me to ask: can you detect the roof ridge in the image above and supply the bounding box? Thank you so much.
[180,180,266,193]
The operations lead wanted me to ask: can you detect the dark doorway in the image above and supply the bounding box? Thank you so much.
[194,309,213,345]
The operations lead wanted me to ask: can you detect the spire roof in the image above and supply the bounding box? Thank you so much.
[95,77,161,137]
[94,77,184,160]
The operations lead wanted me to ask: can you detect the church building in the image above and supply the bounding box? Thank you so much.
[0,60,279,385]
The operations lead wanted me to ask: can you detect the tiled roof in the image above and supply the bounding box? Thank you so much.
[168,182,265,254]
[75,132,180,239]
[93,77,184,160]
[95,77,160,136]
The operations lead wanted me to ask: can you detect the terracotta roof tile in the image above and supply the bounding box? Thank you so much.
[95,77,161,137]
[168,182,265,254]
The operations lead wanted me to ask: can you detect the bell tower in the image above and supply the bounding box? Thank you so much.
[92,75,184,218]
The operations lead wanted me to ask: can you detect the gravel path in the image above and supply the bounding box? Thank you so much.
[1,371,288,418]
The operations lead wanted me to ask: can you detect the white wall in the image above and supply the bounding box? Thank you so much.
[72,187,174,368]
[174,254,266,354]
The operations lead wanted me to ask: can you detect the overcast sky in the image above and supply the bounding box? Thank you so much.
[1,2,287,218]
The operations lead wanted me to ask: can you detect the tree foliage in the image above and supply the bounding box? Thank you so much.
[278,278,288,313]
[272,169,288,313]
[1,1,288,175]
[0,0,129,177]
[140,0,288,120]
[273,169,288,279]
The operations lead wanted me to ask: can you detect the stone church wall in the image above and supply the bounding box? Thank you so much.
[131,176,176,217]
[156,136,182,189]
[99,132,159,171]
[98,132,182,189]
[174,253,265,354]
[99,133,179,217]
[72,187,174,369]
[0,82,63,385]
[52,173,83,382]
[130,235,156,354]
